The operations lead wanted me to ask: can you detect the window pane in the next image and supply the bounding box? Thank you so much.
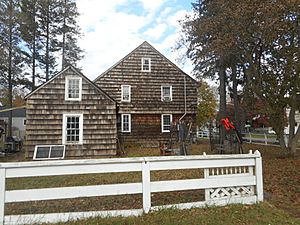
[163,87,170,97]
[122,115,130,132]
[66,116,80,143]
[163,115,171,131]
[35,147,50,158]
[122,86,130,101]
[50,146,64,158]
[68,79,80,99]
[142,58,150,71]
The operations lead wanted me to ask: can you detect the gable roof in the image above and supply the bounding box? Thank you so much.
[25,65,115,103]
[94,41,197,84]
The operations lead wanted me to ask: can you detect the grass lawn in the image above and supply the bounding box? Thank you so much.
[1,141,300,224]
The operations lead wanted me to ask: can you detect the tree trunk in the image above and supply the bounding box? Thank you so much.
[45,0,50,81]
[232,65,240,131]
[7,1,13,137]
[61,0,66,69]
[278,132,287,150]
[219,61,226,144]
[287,106,300,155]
[32,3,37,90]
[288,107,295,142]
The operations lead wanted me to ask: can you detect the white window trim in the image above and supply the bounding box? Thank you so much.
[65,76,82,101]
[161,85,173,101]
[121,85,131,102]
[141,58,151,72]
[121,114,131,133]
[62,113,83,145]
[33,145,65,160]
[161,114,172,133]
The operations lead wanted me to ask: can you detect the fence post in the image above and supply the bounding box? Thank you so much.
[204,168,210,201]
[142,160,151,213]
[0,168,5,225]
[202,152,210,201]
[249,132,252,143]
[264,133,267,145]
[254,150,264,202]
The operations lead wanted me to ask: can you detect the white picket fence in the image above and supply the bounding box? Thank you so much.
[242,133,279,145]
[0,151,263,225]
[197,131,281,146]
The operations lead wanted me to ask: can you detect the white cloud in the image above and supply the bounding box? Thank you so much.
[76,1,194,80]
[139,0,164,11]
[143,23,167,40]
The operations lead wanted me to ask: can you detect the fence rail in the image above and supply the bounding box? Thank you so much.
[0,151,263,225]
[197,131,283,146]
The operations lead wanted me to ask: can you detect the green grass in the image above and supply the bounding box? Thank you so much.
[2,142,300,224]
[56,203,299,225]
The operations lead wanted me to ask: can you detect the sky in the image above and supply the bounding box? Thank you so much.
[76,0,194,81]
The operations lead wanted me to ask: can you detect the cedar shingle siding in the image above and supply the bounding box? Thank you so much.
[25,67,117,158]
[25,41,197,158]
[95,41,198,143]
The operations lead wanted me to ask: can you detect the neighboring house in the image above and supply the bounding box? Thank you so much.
[25,66,117,159]
[0,107,26,139]
[95,41,198,143]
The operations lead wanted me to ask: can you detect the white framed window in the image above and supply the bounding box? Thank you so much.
[141,58,151,72]
[121,114,131,133]
[62,113,83,144]
[161,114,172,133]
[33,145,65,160]
[65,76,82,101]
[121,85,131,102]
[161,86,172,102]
[23,119,26,126]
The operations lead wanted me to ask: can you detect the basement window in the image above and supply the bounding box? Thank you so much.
[141,58,151,72]
[33,145,65,160]
[121,114,131,133]
[161,86,172,102]
[162,114,172,133]
[65,76,82,101]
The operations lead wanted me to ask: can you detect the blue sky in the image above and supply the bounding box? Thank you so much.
[76,0,194,80]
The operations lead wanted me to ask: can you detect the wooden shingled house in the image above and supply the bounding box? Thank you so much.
[95,41,198,145]
[24,41,197,159]
[25,66,117,159]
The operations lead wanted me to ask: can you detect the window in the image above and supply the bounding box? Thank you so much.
[23,119,26,126]
[62,114,83,144]
[141,58,151,72]
[161,114,172,132]
[161,86,172,101]
[121,85,131,102]
[33,145,65,160]
[65,76,82,101]
[121,114,131,132]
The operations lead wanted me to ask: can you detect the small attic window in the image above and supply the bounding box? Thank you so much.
[65,76,82,101]
[141,58,151,72]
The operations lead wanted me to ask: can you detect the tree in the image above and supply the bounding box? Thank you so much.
[180,0,300,155]
[0,0,26,136]
[60,0,83,69]
[196,81,217,127]
[19,0,43,90]
[38,0,61,81]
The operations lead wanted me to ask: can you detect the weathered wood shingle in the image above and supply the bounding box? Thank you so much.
[25,66,117,158]
[95,41,198,143]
